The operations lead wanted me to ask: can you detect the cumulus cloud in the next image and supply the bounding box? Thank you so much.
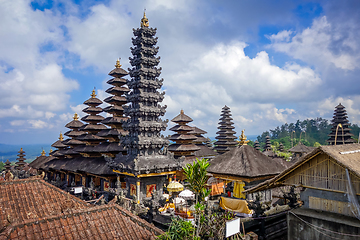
[162,41,322,136]
[268,16,360,70]
[0,0,79,135]
[28,120,50,129]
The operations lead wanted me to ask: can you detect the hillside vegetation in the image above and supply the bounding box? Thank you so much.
[256,118,360,151]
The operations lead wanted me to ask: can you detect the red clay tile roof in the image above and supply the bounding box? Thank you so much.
[1,204,162,240]
[0,179,89,232]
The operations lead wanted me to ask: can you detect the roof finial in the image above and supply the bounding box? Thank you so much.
[59,132,64,141]
[141,9,149,27]
[115,58,122,68]
[180,109,184,114]
[73,113,79,121]
[237,129,250,146]
[41,149,46,156]
[91,88,96,98]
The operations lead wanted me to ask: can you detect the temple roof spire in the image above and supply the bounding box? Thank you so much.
[91,88,96,98]
[59,132,64,141]
[237,129,250,146]
[141,10,149,27]
[115,58,122,68]
[73,113,79,121]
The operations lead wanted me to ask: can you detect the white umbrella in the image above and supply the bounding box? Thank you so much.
[179,189,195,200]
[173,197,186,205]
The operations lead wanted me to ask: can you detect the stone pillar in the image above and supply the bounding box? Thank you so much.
[136,179,141,204]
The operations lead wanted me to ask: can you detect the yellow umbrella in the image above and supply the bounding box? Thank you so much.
[167,181,184,193]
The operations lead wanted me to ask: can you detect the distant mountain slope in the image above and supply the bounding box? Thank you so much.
[0,144,52,163]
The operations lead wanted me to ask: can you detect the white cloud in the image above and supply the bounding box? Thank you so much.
[268,16,360,70]
[10,120,25,126]
[0,0,79,135]
[316,96,360,125]
[66,3,133,71]
[27,120,49,129]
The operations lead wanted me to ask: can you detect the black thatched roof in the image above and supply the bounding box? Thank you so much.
[29,156,55,170]
[65,120,84,129]
[169,125,194,132]
[93,142,125,153]
[288,142,315,153]
[189,127,207,135]
[44,156,115,176]
[108,68,128,77]
[208,145,289,178]
[194,145,217,158]
[83,97,102,106]
[171,110,193,123]
[51,140,67,149]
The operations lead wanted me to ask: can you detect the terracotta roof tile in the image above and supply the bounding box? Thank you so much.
[1,180,162,239]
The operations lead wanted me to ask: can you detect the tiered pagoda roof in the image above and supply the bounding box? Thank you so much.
[76,90,107,157]
[95,59,130,157]
[61,113,86,158]
[279,143,284,152]
[327,103,355,145]
[15,148,26,171]
[288,142,315,154]
[253,140,260,151]
[168,110,200,162]
[264,136,272,151]
[109,13,181,175]
[50,132,67,158]
[213,105,237,154]
[4,159,11,172]
[189,127,217,159]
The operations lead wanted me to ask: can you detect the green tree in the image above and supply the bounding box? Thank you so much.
[183,158,211,203]
[183,158,211,238]
[0,161,4,172]
[157,217,199,240]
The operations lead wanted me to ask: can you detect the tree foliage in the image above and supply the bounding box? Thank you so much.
[257,118,360,150]
[183,158,211,203]
[157,217,199,240]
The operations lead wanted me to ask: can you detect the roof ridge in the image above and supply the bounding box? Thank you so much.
[0,203,163,238]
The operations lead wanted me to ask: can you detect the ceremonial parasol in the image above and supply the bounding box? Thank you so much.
[167,181,184,193]
[179,189,195,200]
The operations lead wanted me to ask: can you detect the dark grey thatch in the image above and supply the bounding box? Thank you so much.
[208,145,289,178]
[171,110,193,123]
[84,97,102,105]
[288,142,315,153]
[244,143,360,194]
[29,156,55,170]
[65,119,84,129]
[327,103,354,145]
[44,156,115,176]
[213,106,237,154]
[82,106,102,114]
[194,145,217,158]
[189,126,207,135]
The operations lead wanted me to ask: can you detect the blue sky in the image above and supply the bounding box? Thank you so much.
[1,0,360,145]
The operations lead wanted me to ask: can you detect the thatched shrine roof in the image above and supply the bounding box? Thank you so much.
[208,145,289,178]
[288,142,315,153]
[244,144,360,194]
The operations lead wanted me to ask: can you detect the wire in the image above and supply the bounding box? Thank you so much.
[290,211,360,238]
